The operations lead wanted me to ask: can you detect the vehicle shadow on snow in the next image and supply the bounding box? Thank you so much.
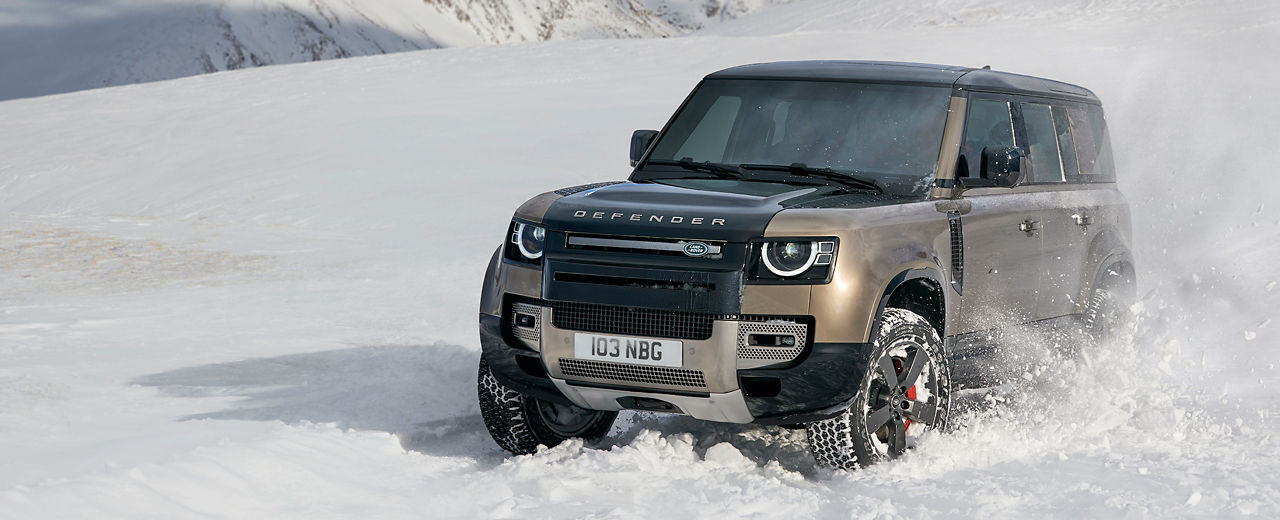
[132,343,499,459]
[133,343,1001,474]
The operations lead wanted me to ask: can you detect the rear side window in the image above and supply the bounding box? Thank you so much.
[1020,103,1065,182]
[1068,104,1116,181]
[960,99,1015,177]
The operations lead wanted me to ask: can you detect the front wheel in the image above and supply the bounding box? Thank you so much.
[806,308,951,469]
[477,356,616,455]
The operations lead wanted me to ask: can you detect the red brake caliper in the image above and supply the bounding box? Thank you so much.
[892,358,918,431]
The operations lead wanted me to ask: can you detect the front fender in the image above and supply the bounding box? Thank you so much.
[763,202,951,343]
[479,247,503,317]
[872,267,949,337]
[482,188,571,316]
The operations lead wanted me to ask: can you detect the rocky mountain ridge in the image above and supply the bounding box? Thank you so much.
[0,0,787,100]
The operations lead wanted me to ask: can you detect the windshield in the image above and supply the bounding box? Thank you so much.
[640,79,951,196]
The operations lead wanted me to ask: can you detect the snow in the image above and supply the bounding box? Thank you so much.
[3,0,1280,517]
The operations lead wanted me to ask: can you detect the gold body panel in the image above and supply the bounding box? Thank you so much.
[762,204,951,343]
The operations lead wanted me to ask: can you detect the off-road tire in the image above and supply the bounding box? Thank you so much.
[477,356,616,455]
[806,308,951,469]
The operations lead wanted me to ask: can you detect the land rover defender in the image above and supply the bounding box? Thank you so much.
[476,61,1133,468]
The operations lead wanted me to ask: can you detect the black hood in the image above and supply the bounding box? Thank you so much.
[542,180,814,242]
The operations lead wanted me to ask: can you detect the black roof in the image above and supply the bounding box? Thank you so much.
[706,61,1099,103]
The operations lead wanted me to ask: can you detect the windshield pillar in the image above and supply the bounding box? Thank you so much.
[931,95,969,200]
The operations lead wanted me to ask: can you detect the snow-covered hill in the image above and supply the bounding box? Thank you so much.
[2,0,1279,517]
[0,0,786,101]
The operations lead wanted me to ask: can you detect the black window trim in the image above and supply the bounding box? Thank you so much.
[1061,101,1117,184]
[1015,98,1071,185]
[955,91,1019,186]
[966,90,1116,187]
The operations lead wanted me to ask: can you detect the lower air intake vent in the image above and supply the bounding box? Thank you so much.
[736,321,808,367]
[559,358,707,388]
[551,301,714,340]
[509,301,543,349]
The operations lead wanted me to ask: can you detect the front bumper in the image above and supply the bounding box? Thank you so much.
[479,308,869,425]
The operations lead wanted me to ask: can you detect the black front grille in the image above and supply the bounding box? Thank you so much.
[551,301,715,340]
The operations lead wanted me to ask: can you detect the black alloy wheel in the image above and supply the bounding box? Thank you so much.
[806,308,951,469]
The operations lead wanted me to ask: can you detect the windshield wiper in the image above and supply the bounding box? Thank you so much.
[643,158,743,179]
[738,163,884,194]
[640,159,884,194]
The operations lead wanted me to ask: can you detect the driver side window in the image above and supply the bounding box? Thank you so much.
[960,99,1014,178]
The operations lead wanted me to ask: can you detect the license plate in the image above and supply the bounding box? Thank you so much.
[573,333,683,368]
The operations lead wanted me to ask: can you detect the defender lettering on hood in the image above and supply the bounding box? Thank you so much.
[543,181,792,241]
[571,210,727,227]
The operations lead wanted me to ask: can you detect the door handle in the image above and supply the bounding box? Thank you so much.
[1019,219,1040,233]
[1072,213,1092,227]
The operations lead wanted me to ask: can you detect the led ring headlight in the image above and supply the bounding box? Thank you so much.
[761,241,818,277]
[512,222,546,260]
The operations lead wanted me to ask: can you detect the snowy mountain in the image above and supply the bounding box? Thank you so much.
[701,0,1208,35]
[0,0,787,101]
[3,0,1280,517]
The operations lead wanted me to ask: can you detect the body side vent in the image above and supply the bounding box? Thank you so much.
[948,211,964,294]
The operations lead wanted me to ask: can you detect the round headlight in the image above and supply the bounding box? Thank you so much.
[762,241,817,277]
[514,222,546,260]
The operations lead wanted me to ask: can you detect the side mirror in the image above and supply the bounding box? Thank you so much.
[630,130,658,167]
[980,146,1024,187]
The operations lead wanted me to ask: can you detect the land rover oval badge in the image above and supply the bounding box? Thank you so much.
[683,241,710,257]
